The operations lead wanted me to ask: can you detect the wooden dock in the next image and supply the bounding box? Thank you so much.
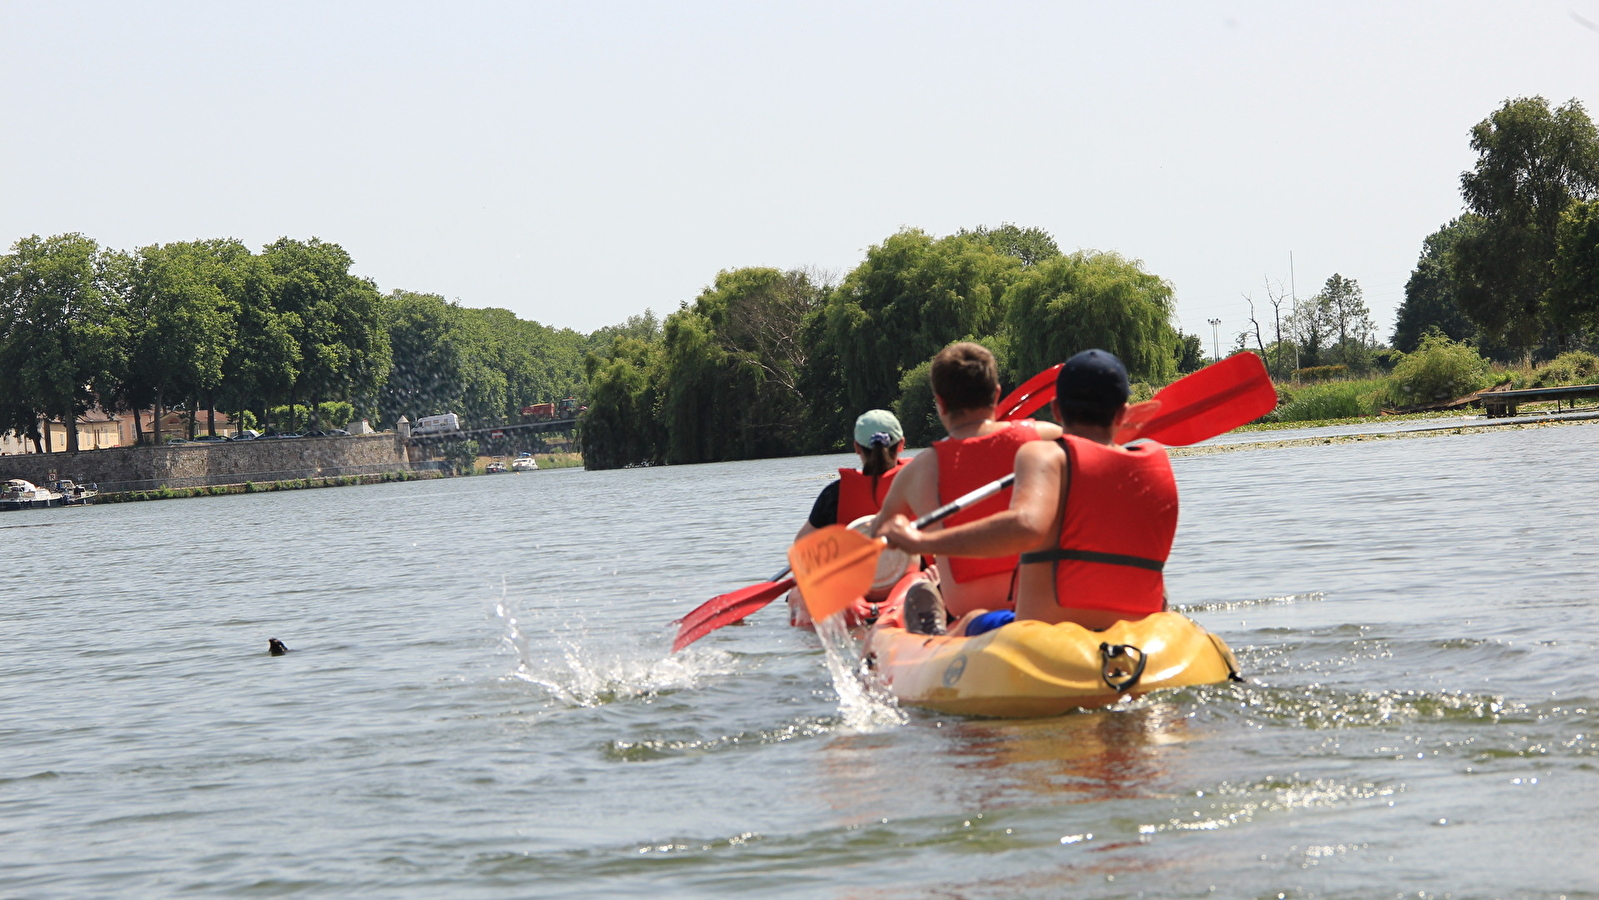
[1478,384,1599,417]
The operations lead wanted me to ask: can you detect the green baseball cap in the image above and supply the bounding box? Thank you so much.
[853,409,903,448]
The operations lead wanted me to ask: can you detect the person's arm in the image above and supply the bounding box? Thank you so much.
[796,480,840,540]
[876,440,1063,558]
[867,451,929,536]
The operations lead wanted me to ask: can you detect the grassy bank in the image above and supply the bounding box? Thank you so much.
[98,470,440,503]
[473,452,583,472]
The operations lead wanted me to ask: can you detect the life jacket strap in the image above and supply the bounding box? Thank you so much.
[1017,547,1166,573]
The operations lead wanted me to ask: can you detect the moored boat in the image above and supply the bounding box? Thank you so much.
[53,480,97,505]
[511,453,538,472]
[0,479,65,510]
[863,612,1240,718]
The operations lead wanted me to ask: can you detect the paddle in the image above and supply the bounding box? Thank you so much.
[995,363,1063,421]
[789,353,1278,623]
[671,365,1064,651]
[672,566,793,652]
[788,473,1016,624]
[1112,352,1277,446]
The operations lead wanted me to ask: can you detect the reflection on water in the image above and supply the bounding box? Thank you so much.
[944,704,1194,802]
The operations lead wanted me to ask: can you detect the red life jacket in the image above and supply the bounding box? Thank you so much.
[931,420,1042,583]
[835,459,908,524]
[1020,436,1177,616]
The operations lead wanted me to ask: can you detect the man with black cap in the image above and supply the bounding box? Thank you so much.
[876,348,1177,635]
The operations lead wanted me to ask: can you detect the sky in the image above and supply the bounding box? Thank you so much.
[3,1,1597,346]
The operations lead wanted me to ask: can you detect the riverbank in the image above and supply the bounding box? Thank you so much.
[1175,408,1599,457]
[473,452,583,472]
[96,469,441,503]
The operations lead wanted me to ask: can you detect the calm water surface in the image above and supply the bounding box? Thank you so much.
[3,423,1598,899]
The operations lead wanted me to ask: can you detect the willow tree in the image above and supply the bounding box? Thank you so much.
[1004,250,1179,384]
[807,229,1023,446]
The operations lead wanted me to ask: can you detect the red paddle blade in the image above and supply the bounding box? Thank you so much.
[788,525,883,623]
[996,363,1062,421]
[672,578,793,652]
[1114,353,1277,446]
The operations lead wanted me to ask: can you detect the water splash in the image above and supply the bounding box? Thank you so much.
[814,616,906,732]
[494,594,734,708]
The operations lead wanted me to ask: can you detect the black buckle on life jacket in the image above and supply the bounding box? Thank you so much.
[1099,642,1147,693]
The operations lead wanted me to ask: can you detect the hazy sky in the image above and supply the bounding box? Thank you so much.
[3,2,1596,345]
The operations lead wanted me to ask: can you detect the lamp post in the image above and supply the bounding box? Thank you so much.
[1207,318,1222,362]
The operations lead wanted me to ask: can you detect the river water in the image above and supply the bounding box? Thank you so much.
[2,423,1597,899]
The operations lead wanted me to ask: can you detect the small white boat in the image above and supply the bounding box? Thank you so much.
[0,479,65,510]
[52,480,97,505]
[511,454,538,472]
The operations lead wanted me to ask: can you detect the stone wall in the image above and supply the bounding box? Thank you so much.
[0,434,415,490]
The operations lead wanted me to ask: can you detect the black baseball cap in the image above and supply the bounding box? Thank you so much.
[1055,349,1130,412]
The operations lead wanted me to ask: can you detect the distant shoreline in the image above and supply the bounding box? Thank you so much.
[1173,413,1599,457]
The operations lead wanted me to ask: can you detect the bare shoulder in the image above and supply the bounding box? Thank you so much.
[1031,420,1064,440]
[1015,437,1064,466]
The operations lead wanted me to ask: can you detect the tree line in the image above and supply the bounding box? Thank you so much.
[9,96,1587,464]
[1392,95,1599,361]
[581,225,1207,469]
[0,235,596,452]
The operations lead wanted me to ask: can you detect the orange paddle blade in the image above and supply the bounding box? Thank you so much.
[788,525,883,623]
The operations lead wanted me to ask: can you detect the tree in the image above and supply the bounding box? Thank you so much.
[1003,250,1179,384]
[1317,274,1376,370]
[955,223,1062,266]
[260,238,391,429]
[1453,96,1599,354]
[811,228,1023,437]
[1549,200,1599,333]
[0,234,128,453]
[581,337,664,469]
[128,239,256,437]
[1393,217,1482,353]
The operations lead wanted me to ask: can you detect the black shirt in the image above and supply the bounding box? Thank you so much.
[807,480,840,528]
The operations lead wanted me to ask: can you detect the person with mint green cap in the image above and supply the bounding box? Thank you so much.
[788,409,913,626]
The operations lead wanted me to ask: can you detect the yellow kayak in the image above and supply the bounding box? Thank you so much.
[862,612,1240,718]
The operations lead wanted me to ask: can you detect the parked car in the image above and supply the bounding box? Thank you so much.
[191,435,229,443]
[229,430,261,441]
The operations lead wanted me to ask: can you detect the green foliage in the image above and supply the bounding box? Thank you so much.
[441,439,480,472]
[814,229,1022,422]
[1549,200,1599,332]
[1393,216,1483,352]
[0,233,128,452]
[1383,332,1491,407]
[264,402,352,431]
[1263,379,1384,422]
[1004,250,1178,384]
[1453,96,1599,352]
[1294,365,1348,383]
[955,224,1061,266]
[581,337,665,469]
[893,360,938,448]
[378,290,589,431]
[260,238,391,423]
[1530,351,1599,387]
[1176,333,1205,374]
